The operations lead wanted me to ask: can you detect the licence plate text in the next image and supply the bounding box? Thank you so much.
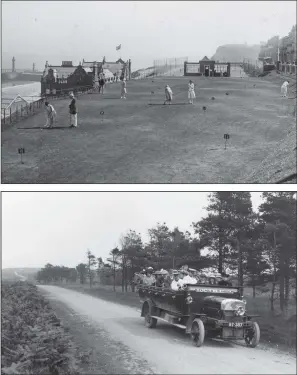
[228,322,243,328]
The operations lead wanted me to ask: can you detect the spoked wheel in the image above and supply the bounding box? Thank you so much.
[191,318,205,347]
[245,321,260,348]
[144,311,157,328]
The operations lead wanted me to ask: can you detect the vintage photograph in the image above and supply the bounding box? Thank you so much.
[2,191,296,374]
[1,1,296,183]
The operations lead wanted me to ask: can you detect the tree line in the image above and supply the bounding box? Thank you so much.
[36,192,296,314]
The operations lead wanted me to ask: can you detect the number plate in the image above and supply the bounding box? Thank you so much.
[228,322,243,328]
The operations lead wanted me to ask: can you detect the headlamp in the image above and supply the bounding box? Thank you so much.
[235,305,245,316]
[186,293,193,304]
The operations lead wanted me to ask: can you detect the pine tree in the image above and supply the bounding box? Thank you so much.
[259,192,296,315]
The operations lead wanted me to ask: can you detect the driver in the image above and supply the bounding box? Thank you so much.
[218,272,232,286]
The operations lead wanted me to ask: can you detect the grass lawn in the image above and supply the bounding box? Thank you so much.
[2,76,295,183]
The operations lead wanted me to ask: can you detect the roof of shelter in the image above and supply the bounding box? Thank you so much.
[48,66,77,77]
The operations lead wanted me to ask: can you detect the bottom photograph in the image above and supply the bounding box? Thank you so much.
[2,191,296,375]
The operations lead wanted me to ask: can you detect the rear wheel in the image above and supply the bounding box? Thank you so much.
[245,321,260,348]
[191,318,205,347]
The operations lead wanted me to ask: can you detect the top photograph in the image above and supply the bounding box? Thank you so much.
[1,0,296,184]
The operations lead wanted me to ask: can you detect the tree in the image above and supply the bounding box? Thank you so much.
[76,263,87,285]
[147,222,174,264]
[86,250,97,288]
[193,192,234,274]
[259,192,296,315]
[107,247,121,291]
[120,230,144,292]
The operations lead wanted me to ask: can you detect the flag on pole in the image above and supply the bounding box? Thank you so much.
[116,44,121,51]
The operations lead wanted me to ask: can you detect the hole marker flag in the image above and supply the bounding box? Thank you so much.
[116,44,121,51]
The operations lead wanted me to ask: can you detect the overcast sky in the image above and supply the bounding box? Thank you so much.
[2,192,264,269]
[2,1,296,70]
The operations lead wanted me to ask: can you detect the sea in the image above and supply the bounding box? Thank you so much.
[1,81,41,108]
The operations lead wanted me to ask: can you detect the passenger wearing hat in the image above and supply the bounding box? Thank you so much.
[182,269,198,285]
[69,92,78,128]
[136,269,146,285]
[154,270,166,288]
[177,269,191,288]
[171,270,182,291]
[143,267,156,286]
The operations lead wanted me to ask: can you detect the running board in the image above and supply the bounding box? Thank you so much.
[151,316,186,330]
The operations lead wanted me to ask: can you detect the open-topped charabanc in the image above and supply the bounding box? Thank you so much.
[138,282,260,347]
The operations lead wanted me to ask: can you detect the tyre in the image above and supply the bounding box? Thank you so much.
[144,311,157,328]
[191,318,205,347]
[245,321,260,348]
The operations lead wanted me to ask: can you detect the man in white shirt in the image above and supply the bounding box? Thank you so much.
[180,270,197,286]
[281,80,289,97]
[171,271,182,291]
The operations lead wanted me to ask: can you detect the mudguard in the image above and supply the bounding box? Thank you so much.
[141,298,157,317]
[185,313,206,334]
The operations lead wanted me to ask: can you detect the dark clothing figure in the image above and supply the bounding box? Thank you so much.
[99,78,105,94]
[69,98,77,114]
[218,279,232,286]
[155,276,165,288]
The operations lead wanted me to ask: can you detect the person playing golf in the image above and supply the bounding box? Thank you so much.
[164,85,173,105]
[44,101,57,128]
[188,80,196,104]
[69,93,78,128]
[281,80,289,97]
[120,78,127,99]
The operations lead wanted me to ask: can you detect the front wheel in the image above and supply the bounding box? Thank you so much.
[245,321,260,348]
[191,318,205,347]
[144,311,157,328]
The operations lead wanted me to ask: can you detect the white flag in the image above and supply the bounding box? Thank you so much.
[116,44,121,51]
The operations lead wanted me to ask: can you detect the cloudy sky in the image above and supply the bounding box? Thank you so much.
[2,1,296,70]
[2,192,264,269]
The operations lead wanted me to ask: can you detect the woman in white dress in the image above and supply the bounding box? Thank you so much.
[281,80,289,97]
[188,80,196,104]
[164,85,173,105]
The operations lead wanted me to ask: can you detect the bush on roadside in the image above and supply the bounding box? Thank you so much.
[1,282,80,375]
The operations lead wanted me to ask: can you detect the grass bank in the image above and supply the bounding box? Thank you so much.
[1,281,81,375]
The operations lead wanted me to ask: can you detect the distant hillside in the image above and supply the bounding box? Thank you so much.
[1,267,40,282]
[211,44,261,62]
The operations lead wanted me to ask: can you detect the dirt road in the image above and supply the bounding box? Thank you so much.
[38,286,296,374]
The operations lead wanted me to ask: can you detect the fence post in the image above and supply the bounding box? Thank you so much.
[21,105,23,118]
[3,108,6,125]
[10,107,12,123]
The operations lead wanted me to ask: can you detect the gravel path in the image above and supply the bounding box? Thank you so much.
[39,285,296,375]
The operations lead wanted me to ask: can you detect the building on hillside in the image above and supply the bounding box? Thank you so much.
[258,26,296,67]
[279,25,296,64]
[184,56,231,77]
[259,36,279,64]
[41,58,132,96]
